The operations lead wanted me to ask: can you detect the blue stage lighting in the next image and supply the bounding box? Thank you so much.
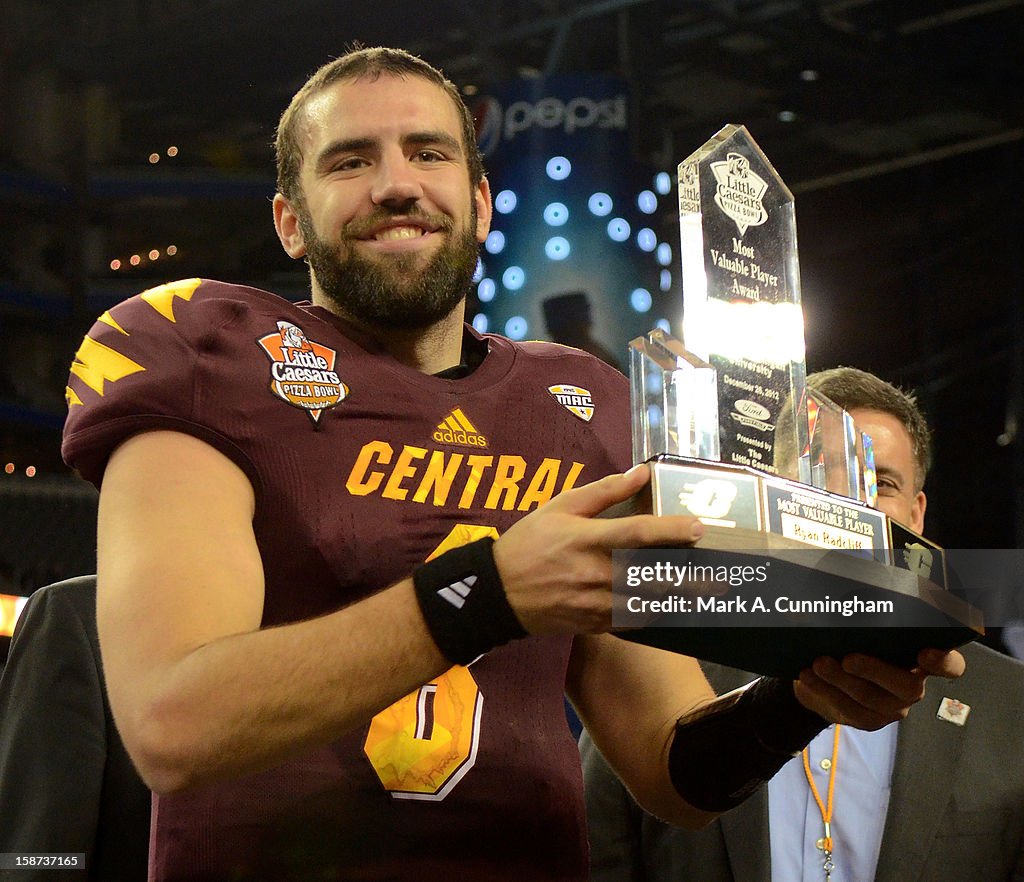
[472,314,489,333]
[546,156,572,180]
[656,242,672,266]
[478,278,497,302]
[607,218,631,242]
[630,287,652,313]
[655,318,671,333]
[473,257,485,283]
[655,172,672,195]
[588,192,613,216]
[502,266,526,291]
[637,190,658,214]
[545,237,571,260]
[660,269,672,291]
[485,231,506,254]
[505,316,529,339]
[637,228,657,252]
[495,190,518,214]
[543,202,569,226]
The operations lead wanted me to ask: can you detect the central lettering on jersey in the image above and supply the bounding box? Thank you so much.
[345,441,585,512]
[257,321,348,423]
[547,384,595,422]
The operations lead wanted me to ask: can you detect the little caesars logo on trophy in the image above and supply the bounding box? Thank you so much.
[671,129,808,477]
[617,125,981,679]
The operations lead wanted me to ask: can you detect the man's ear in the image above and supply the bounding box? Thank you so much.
[273,193,307,259]
[474,177,493,244]
[911,490,927,534]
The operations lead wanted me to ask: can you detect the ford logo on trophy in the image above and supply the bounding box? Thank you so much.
[613,125,983,678]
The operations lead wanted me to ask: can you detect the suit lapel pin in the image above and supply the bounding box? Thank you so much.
[936,696,970,726]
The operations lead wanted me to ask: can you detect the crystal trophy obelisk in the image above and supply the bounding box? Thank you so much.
[617,125,981,677]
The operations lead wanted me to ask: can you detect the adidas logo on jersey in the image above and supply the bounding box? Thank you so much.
[548,384,595,422]
[437,575,476,609]
[433,407,488,447]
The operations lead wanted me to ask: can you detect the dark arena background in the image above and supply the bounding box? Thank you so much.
[1,0,1022,660]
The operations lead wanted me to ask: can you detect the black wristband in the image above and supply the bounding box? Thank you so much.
[668,676,828,812]
[413,537,528,665]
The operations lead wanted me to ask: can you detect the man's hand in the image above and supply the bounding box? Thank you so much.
[492,463,704,636]
[794,647,966,730]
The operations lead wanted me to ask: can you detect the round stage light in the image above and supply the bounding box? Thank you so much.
[630,287,652,313]
[607,218,631,242]
[502,266,526,291]
[477,278,497,302]
[495,190,518,214]
[588,192,613,216]
[543,202,569,226]
[545,237,571,261]
[505,316,529,339]
[485,231,506,254]
[546,156,572,180]
[637,228,657,252]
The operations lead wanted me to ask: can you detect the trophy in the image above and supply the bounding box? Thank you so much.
[614,125,982,678]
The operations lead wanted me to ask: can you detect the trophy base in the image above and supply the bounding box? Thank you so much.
[612,456,983,679]
[615,624,978,681]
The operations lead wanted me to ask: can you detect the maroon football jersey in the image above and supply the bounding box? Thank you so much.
[63,279,632,881]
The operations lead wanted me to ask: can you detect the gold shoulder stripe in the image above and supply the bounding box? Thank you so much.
[140,278,203,323]
[69,336,145,397]
[97,311,129,335]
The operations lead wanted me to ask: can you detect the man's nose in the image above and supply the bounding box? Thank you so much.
[371,151,424,206]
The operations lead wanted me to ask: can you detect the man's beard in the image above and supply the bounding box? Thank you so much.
[299,205,480,331]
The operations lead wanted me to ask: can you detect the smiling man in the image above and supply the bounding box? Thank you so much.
[275,71,488,338]
[61,49,963,881]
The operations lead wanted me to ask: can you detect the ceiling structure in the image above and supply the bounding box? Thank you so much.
[13,0,1020,179]
[1,0,1022,547]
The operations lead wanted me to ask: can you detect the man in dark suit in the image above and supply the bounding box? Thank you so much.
[583,645,1024,881]
[0,576,150,881]
[581,368,1024,881]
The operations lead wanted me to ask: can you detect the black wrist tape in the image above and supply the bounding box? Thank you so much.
[413,537,527,665]
[668,676,828,812]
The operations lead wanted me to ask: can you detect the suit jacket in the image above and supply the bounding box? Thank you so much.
[581,642,1024,882]
[0,576,150,881]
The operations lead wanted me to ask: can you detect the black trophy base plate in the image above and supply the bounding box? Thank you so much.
[612,525,982,680]
[614,624,979,681]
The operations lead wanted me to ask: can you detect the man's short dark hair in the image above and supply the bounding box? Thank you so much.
[275,46,485,204]
[775,367,931,491]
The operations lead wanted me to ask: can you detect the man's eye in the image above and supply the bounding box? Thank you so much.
[415,150,444,162]
[333,157,367,172]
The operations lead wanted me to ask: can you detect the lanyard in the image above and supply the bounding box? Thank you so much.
[802,724,841,882]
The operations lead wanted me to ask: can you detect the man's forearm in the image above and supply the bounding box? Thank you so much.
[118,578,449,794]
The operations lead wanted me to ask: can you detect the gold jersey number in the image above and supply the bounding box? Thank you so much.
[363,524,499,800]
